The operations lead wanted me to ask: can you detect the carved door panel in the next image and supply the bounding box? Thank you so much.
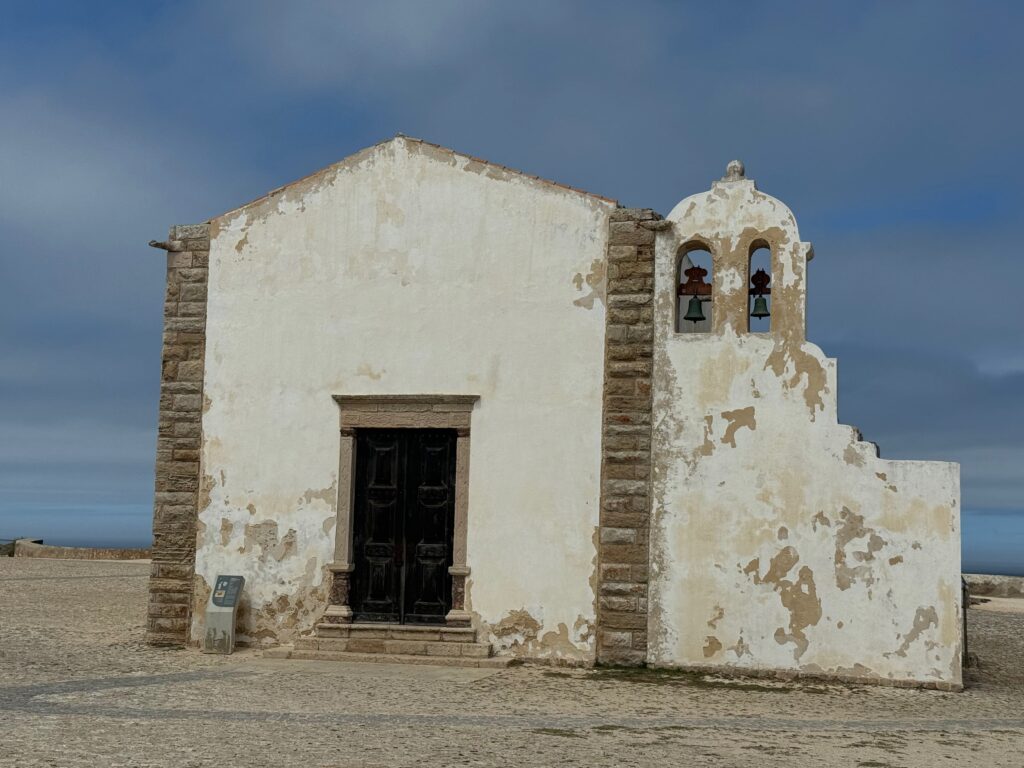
[351,430,455,624]
[351,431,403,623]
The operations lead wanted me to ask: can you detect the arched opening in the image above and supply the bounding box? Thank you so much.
[677,243,713,334]
[748,241,772,333]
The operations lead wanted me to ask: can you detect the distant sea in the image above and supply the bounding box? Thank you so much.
[0,504,1021,576]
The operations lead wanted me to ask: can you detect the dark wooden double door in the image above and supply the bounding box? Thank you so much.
[351,429,456,624]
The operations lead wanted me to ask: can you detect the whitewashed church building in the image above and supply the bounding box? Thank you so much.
[146,136,961,689]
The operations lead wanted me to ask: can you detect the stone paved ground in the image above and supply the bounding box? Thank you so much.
[1,559,1022,767]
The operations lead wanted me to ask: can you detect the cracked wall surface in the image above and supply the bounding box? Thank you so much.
[191,137,613,656]
[647,170,962,689]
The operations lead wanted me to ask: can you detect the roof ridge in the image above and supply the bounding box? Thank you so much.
[398,134,618,205]
[209,135,617,223]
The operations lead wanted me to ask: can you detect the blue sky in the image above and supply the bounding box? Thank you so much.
[0,2,1021,571]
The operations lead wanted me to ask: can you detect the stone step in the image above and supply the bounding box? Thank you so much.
[295,636,492,658]
[315,622,477,643]
[263,646,513,669]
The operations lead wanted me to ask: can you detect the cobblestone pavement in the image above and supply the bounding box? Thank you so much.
[1,559,1022,767]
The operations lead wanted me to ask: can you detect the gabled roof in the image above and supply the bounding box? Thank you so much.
[211,135,618,223]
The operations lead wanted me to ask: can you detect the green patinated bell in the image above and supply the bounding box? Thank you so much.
[684,296,706,323]
[751,295,770,319]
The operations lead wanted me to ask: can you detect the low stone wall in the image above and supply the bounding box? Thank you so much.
[966,573,1024,599]
[13,540,151,561]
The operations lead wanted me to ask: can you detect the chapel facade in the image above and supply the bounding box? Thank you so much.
[146,137,962,689]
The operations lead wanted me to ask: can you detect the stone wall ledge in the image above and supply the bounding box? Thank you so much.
[966,573,1024,599]
[12,540,151,561]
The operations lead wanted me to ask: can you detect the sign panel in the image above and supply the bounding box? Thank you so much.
[203,574,245,654]
[212,575,244,608]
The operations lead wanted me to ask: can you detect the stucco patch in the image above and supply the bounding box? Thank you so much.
[697,346,748,410]
[834,507,886,591]
[728,635,751,658]
[540,623,589,659]
[689,415,716,467]
[703,636,723,658]
[707,605,724,629]
[887,606,939,658]
[241,520,279,555]
[747,547,822,661]
[219,518,233,546]
[572,258,607,309]
[198,473,215,516]
[720,406,756,447]
[245,579,330,645]
[301,485,336,506]
[574,614,595,646]
[355,364,384,381]
[192,574,212,639]
[844,444,865,467]
[764,342,828,420]
[270,529,298,561]
[491,609,542,648]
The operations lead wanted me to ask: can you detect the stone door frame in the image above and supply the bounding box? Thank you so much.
[318,395,478,631]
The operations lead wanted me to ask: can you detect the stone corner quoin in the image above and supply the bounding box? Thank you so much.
[596,207,661,666]
[146,223,210,647]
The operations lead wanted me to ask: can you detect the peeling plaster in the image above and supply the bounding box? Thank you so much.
[485,608,592,663]
[219,518,233,546]
[720,406,756,447]
[834,507,886,591]
[703,636,723,657]
[887,606,939,658]
[647,170,961,687]
[196,136,608,654]
[572,258,607,309]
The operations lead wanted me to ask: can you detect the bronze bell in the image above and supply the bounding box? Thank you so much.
[751,295,770,319]
[684,296,706,323]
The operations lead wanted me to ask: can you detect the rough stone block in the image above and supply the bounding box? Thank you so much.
[167,252,193,269]
[607,292,652,307]
[600,527,636,545]
[600,581,647,596]
[172,223,209,240]
[425,642,462,657]
[177,302,206,318]
[172,394,202,412]
[600,595,638,612]
[599,630,634,648]
[600,543,648,565]
[600,611,648,630]
[600,564,631,582]
[609,222,655,246]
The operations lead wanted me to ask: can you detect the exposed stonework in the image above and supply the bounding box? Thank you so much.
[596,208,660,665]
[145,223,209,647]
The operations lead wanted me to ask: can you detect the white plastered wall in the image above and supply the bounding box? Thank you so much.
[191,137,614,661]
[648,174,962,687]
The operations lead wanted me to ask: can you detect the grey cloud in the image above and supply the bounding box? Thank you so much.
[0,1,1020,544]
